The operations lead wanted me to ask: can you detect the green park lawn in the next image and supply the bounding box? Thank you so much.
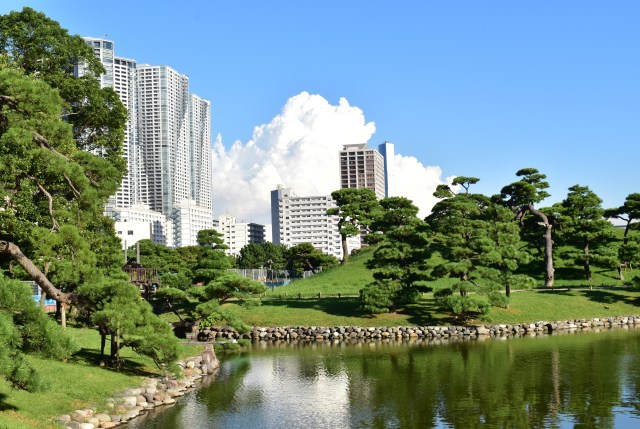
[0,326,202,429]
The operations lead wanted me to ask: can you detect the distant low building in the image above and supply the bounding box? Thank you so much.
[110,203,168,249]
[171,199,213,248]
[215,214,265,256]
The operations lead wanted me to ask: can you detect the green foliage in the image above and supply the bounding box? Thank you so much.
[363,197,431,313]
[158,272,192,290]
[237,242,287,269]
[427,177,534,318]
[554,185,618,280]
[198,305,250,334]
[203,273,267,304]
[76,278,179,371]
[360,279,402,313]
[131,240,190,274]
[327,188,381,262]
[197,229,228,249]
[0,275,76,391]
[286,242,338,276]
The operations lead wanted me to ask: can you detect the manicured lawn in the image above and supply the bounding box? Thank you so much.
[0,325,203,429]
[225,288,640,328]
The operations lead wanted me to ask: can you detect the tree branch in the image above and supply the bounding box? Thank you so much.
[0,240,70,305]
[27,175,59,232]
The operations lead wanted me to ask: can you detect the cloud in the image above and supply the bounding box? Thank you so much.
[211,92,450,226]
[392,155,456,219]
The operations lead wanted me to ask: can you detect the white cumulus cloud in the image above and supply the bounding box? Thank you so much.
[211,92,450,226]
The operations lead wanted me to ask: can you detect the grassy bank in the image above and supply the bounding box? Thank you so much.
[227,288,640,327]
[0,326,202,429]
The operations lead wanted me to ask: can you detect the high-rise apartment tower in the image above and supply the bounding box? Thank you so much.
[339,143,386,199]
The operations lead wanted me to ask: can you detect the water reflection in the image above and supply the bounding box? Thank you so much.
[128,328,640,429]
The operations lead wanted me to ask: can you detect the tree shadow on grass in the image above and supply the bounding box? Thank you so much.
[0,393,18,411]
[579,290,640,307]
[260,297,369,318]
[554,267,587,281]
[71,348,156,377]
[402,299,461,326]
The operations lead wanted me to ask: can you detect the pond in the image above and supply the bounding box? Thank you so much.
[127,328,640,428]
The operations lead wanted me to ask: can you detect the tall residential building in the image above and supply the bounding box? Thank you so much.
[339,143,386,199]
[78,38,141,211]
[216,214,265,256]
[136,64,191,216]
[271,186,360,259]
[80,37,214,248]
[378,141,395,197]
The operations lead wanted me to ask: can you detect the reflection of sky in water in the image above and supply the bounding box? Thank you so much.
[235,355,352,429]
[127,331,640,429]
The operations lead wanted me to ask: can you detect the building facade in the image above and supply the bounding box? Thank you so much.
[216,214,265,256]
[79,38,214,248]
[378,141,395,197]
[339,143,386,199]
[78,38,141,212]
[171,200,213,248]
[271,186,360,259]
[111,203,169,248]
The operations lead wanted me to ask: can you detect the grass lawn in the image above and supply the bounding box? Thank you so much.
[0,325,203,429]
[225,288,640,328]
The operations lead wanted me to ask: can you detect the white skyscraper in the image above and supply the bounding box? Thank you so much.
[79,38,141,211]
[80,38,214,247]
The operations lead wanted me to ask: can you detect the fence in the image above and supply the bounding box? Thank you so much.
[229,267,321,288]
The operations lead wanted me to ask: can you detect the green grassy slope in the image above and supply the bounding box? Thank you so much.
[0,326,202,429]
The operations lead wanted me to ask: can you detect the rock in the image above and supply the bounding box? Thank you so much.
[58,415,71,424]
[94,413,111,423]
[122,409,140,420]
[65,423,82,429]
[100,423,117,429]
[71,411,87,423]
[78,423,95,429]
[122,396,137,407]
[87,418,100,427]
[163,397,176,405]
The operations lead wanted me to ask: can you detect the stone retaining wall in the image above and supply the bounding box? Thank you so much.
[198,315,640,342]
[57,345,219,429]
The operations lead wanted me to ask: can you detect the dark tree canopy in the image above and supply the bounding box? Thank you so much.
[327,187,381,264]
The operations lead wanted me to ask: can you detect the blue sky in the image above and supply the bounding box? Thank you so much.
[2,1,639,218]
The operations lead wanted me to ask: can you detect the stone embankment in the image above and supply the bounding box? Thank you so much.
[56,346,219,429]
[198,315,640,342]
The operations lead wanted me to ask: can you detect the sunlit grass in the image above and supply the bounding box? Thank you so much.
[0,325,203,429]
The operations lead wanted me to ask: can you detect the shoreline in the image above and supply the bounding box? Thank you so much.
[55,315,640,428]
[198,315,640,342]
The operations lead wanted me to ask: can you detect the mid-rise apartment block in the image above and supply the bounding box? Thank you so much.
[171,200,213,248]
[216,214,265,256]
[271,186,360,259]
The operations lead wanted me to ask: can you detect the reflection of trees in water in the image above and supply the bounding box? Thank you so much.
[338,331,640,429]
[134,332,640,428]
[198,357,254,414]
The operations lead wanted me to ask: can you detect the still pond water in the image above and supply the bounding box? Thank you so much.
[128,328,640,428]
